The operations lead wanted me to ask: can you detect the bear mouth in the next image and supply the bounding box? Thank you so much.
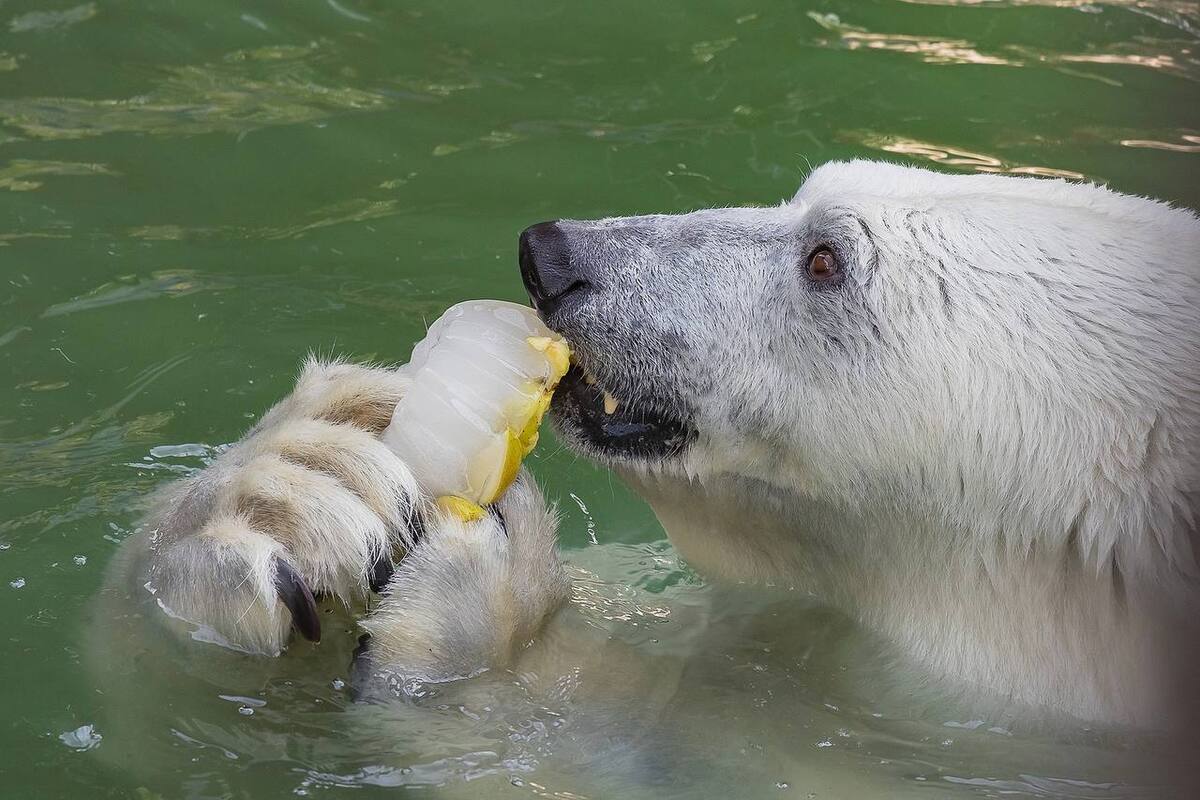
[548,359,696,462]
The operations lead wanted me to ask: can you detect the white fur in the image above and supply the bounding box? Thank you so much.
[361,473,569,684]
[548,160,1200,725]
[117,161,1198,727]
[128,355,570,666]
[138,357,423,654]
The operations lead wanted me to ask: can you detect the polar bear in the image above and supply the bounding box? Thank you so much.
[113,160,1199,730]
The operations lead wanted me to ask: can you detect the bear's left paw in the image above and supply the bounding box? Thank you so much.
[142,359,420,654]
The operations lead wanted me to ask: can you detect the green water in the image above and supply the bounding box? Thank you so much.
[1,0,1197,797]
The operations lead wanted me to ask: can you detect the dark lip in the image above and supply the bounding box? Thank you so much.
[528,300,697,461]
[524,281,590,322]
[549,364,696,461]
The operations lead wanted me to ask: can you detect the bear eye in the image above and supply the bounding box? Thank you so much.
[806,247,840,283]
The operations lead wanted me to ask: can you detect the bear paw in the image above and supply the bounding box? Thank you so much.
[142,358,420,654]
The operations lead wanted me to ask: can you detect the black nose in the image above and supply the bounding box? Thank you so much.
[519,221,589,315]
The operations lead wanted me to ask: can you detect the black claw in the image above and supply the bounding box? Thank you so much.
[274,559,321,643]
[406,504,427,545]
[368,550,395,594]
[489,504,508,536]
[349,633,374,702]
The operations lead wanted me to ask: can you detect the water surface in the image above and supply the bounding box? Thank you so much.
[1,0,1197,797]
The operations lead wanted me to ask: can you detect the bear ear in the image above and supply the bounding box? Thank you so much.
[273,559,321,643]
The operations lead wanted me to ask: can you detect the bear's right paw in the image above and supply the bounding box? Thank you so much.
[357,470,570,684]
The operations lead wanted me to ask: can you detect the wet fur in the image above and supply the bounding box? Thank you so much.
[547,161,1200,725]
[134,356,568,661]
[120,161,1198,726]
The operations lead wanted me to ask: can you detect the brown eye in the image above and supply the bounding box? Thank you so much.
[807,248,839,281]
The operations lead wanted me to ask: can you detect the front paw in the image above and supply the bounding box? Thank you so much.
[359,469,570,682]
[143,359,421,654]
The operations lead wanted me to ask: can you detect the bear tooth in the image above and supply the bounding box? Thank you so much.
[583,371,598,386]
[603,391,619,415]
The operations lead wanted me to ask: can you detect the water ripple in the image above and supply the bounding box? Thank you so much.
[1120,133,1200,151]
[896,1,1199,36]
[0,43,389,141]
[9,3,96,34]
[0,159,117,192]
[41,271,219,318]
[809,10,1200,82]
[0,351,191,492]
[127,197,407,242]
[844,132,1089,180]
[809,13,1020,66]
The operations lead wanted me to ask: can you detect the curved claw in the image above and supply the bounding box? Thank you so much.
[274,559,321,643]
[348,633,374,701]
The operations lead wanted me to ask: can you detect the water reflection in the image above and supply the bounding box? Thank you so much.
[0,43,388,141]
[810,9,1200,82]
[127,197,404,242]
[8,2,97,34]
[41,270,215,318]
[299,752,510,791]
[1011,44,1200,82]
[846,132,1089,179]
[809,12,1019,66]
[0,159,117,192]
[0,351,191,494]
[943,772,1157,799]
[898,0,1199,32]
[1,1,1195,797]
[1120,133,1200,152]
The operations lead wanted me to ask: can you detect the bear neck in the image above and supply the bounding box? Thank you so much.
[621,468,1171,726]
